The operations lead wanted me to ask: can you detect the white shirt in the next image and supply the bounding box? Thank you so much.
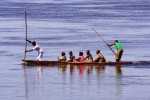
[32,44,43,53]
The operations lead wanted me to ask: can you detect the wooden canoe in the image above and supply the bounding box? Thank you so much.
[22,59,150,66]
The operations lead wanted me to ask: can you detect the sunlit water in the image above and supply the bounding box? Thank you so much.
[0,0,150,100]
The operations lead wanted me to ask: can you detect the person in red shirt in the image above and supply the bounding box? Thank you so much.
[76,51,85,62]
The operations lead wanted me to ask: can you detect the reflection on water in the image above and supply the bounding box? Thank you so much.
[115,64,122,76]
[58,64,106,78]
[23,65,122,100]
[1,0,150,99]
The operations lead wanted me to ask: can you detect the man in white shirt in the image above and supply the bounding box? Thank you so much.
[26,40,43,61]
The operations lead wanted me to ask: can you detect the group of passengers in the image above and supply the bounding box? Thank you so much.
[58,50,106,63]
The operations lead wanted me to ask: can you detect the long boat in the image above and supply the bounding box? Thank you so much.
[22,59,150,66]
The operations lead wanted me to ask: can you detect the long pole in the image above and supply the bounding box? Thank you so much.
[92,28,116,55]
[24,9,28,60]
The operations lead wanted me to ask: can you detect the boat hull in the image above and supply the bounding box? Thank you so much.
[22,59,144,66]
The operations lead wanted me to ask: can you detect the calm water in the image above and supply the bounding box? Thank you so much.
[0,0,150,100]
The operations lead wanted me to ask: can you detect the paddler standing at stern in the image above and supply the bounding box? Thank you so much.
[109,40,124,62]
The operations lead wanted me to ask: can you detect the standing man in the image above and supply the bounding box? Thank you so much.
[109,40,123,62]
[25,40,44,61]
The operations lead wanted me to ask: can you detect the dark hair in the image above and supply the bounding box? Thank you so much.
[96,50,100,54]
[79,51,83,56]
[69,51,73,56]
[115,40,119,43]
[61,52,66,56]
[86,50,90,55]
[32,41,36,46]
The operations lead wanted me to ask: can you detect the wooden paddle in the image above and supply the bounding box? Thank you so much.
[92,28,116,55]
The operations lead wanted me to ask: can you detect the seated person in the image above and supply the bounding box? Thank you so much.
[94,50,106,62]
[85,50,93,62]
[68,51,76,62]
[76,51,85,62]
[58,52,67,62]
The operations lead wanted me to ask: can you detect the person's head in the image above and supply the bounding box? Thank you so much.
[69,51,73,56]
[96,50,100,54]
[61,52,66,56]
[32,41,36,46]
[115,40,119,43]
[86,50,90,55]
[79,51,83,56]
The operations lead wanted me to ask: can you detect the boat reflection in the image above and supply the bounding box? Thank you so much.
[58,64,106,77]
[22,64,123,100]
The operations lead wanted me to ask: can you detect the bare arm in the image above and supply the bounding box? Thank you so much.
[99,52,105,58]
[93,55,99,62]
[25,48,34,52]
[26,39,32,44]
[108,43,114,47]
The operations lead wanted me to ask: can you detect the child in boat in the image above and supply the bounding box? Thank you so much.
[94,50,106,62]
[58,52,67,62]
[25,40,43,61]
[85,50,93,62]
[68,51,75,62]
[76,51,85,62]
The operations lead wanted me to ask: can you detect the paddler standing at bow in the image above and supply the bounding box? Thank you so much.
[109,40,124,62]
[25,40,44,61]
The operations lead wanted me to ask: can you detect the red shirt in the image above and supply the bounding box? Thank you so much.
[78,56,85,62]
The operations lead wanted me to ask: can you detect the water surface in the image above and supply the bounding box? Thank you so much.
[0,0,150,100]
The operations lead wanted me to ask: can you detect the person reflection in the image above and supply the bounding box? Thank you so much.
[78,65,84,78]
[95,65,106,75]
[58,64,67,74]
[115,64,123,99]
[115,64,122,76]
[37,66,43,80]
[69,65,75,76]
[86,65,93,75]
